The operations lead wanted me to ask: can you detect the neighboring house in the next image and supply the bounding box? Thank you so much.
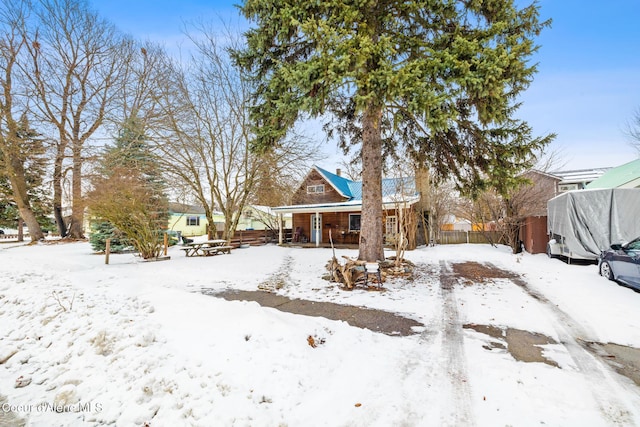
[169,203,291,238]
[237,205,292,231]
[517,170,562,254]
[441,215,472,231]
[585,159,640,189]
[271,166,422,248]
[519,161,637,254]
[551,167,609,192]
[168,203,221,237]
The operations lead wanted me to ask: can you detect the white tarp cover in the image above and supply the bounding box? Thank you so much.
[547,188,640,259]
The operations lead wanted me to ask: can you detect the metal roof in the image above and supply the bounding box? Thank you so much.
[274,166,419,213]
[551,167,610,185]
[314,165,416,201]
[315,166,354,198]
[586,159,640,189]
[272,195,420,214]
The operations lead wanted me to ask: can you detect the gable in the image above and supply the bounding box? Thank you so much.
[291,169,351,205]
[280,165,421,213]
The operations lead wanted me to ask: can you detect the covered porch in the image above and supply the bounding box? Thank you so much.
[272,201,363,247]
[272,199,420,249]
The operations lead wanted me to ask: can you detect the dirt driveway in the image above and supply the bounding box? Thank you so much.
[205,288,424,336]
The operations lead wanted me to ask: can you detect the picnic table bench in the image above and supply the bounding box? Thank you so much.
[200,245,233,255]
[181,240,233,257]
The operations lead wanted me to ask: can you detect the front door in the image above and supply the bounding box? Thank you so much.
[310,214,322,243]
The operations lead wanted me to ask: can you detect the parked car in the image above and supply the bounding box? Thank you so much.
[598,237,640,291]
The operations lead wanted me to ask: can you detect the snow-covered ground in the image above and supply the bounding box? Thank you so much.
[1,240,639,426]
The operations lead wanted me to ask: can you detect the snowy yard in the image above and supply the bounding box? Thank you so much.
[1,240,640,426]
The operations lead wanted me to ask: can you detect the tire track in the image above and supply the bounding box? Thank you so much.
[439,260,475,427]
[491,263,639,426]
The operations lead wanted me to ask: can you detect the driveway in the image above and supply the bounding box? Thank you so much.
[206,260,640,392]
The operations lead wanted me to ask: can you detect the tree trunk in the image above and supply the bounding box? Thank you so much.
[2,142,45,242]
[8,158,45,241]
[17,217,24,242]
[68,145,85,238]
[358,105,385,262]
[52,148,67,237]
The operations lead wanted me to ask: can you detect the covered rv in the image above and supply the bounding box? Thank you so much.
[547,188,640,261]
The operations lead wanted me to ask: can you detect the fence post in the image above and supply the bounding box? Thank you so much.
[164,233,168,256]
[105,238,111,265]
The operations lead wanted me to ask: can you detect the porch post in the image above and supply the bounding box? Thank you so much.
[278,213,283,245]
[315,211,320,248]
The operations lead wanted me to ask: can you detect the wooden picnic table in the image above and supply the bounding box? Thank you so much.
[181,239,233,257]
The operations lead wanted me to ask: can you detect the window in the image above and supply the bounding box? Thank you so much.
[349,214,361,232]
[307,184,325,194]
[186,216,200,226]
[559,184,579,192]
[386,216,397,235]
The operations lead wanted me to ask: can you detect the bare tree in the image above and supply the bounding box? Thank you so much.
[337,158,362,182]
[22,0,129,238]
[456,189,502,244]
[251,136,322,207]
[151,22,318,240]
[0,0,45,241]
[427,178,459,244]
[108,40,171,138]
[627,108,640,153]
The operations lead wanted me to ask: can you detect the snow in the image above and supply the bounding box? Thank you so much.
[1,240,640,426]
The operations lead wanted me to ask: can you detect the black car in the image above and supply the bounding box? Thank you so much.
[598,237,640,291]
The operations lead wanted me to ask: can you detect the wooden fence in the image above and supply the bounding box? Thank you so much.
[436,230,505,245]
[0,233,27,240]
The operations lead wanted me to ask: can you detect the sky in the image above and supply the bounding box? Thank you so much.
[92,0,640,172]
[1,240,640,425]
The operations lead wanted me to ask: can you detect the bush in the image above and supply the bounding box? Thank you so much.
[89,221,132,253]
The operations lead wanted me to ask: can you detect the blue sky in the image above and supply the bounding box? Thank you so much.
[93,0,640,172]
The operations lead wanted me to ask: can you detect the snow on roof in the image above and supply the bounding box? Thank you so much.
[551,167,610,185]
[273,194,420,213]
[312,165,417,203]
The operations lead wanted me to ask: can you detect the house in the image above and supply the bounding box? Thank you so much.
[271,166,424,248]
[237,205,292,231]
[168,203,222,237]
[519,161,638,254]
[168,202,291,239]
[585,159,640,189]
[515,170,562,254]
[551,167,609,192]
[441,215,472,231]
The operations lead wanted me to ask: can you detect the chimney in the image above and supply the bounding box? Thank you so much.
[336,168,341,177]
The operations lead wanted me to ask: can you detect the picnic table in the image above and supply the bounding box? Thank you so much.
[181,239,233,257]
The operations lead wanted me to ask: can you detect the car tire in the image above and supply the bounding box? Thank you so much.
[600,261,615,281]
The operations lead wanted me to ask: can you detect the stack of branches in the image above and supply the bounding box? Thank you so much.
[326,256,367,289]
[326,230,391,289]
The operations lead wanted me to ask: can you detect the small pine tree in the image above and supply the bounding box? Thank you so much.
[88,117,169,259]
[89,221,131,253]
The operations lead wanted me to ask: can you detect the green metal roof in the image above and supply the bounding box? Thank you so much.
[586,159,640,189]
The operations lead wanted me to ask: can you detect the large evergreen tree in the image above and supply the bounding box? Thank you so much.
[235,0,552,261]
